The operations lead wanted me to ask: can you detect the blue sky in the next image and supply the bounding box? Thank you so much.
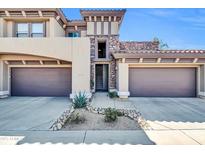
[62,8,205,50]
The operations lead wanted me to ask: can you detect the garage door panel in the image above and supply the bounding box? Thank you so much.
[11,68,71,96]
[129,68,196,97]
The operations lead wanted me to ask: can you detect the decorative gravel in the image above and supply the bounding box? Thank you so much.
[61,109,141,131]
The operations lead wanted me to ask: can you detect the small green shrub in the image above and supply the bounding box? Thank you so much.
[69,113,85,124]
[108,91,118,98]
[73,92,88,108]
[116,110,124,116]
[104,108,118,122]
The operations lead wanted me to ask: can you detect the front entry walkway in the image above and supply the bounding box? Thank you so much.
[91,92,136,110]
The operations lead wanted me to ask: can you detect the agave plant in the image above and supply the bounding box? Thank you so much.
[73,91,88,108]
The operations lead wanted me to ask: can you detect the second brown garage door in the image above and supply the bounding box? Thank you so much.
[129,68,196,97]
[11,68,72,96]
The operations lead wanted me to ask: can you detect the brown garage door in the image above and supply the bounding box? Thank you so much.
[129,68,196,97]
[11,68,71,96]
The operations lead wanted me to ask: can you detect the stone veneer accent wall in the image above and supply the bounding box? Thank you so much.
[119,41,159,51]
[89,36,159,92]
[89,35,120,91]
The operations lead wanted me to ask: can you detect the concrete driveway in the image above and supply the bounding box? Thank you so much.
[129,97,205,144]
[91,93,205,144]
[0,97,71,131]
[92,93,205,127]
[130,97,205,124]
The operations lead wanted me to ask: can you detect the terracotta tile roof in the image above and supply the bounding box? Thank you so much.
[117,49,205,54]
[67,20,86,26]
[112,50,205,59]
[118,41,205,54]
[159,50,205,54]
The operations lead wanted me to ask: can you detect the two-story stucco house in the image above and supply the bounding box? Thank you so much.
[1,8,205,99]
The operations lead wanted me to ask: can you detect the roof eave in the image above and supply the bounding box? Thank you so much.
[0,8,68,25]
[80,9,126,19]
[112,52,205,59]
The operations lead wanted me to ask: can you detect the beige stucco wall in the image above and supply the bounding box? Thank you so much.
[46,21,50,37]
[87,22,94,35]
[81,30,87,37]
[71,38,90,95]
[200,65,204,92]
[0,38,73,61]
[0,61,9,92]
[0,61,3,91]
[0,18,4,37]
[111,22,118,35]
[96,22,101,35]
[7,21,14,37]
[198,64,205,97]
[49,18,65,37]
[0,18,8,37]
[103,22,109,35]
[2,62,8,91]
[117,63,129,98]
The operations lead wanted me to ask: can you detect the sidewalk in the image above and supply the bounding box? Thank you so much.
[0,129,204,145]
[0,130,153,145]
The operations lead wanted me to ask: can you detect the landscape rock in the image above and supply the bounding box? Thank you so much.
[53,126,57,131]
[70,107,74,113]
[51,102,150,131]
[57,123,62,130]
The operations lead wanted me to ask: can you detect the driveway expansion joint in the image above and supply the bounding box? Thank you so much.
[83,131,87,143]
[180,130,201,145]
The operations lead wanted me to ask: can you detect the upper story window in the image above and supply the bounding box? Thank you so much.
[16,22,45,37]
[31,23,44,37]
[16,23,29,37]
[68,32,80,38]
[98,40,107,59]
